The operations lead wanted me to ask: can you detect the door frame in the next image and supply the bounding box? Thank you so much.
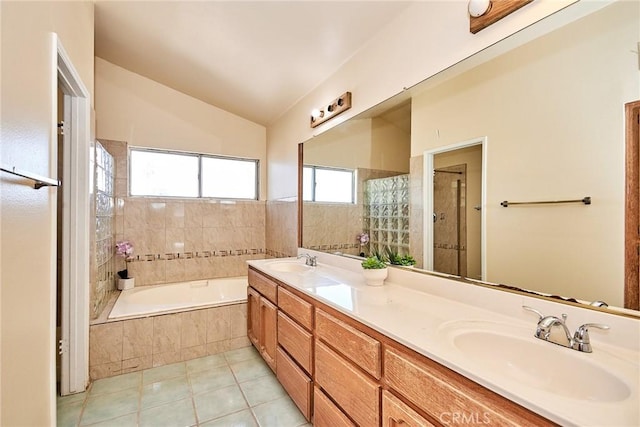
[423,137,487,280]
[625,101,640,310]
[54,34,90,395]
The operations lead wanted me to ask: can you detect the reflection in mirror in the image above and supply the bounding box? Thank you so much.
[300,0,639,316]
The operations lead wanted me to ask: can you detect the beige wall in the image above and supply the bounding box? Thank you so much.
[266,0,583,202]
[95,58,268,200]
[304,117,409,172]
[0,1,94,425]
[412,1,638,305]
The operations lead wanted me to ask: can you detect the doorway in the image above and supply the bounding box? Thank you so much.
[55,35,91,396]
[433,165,467,276]
[424,137,486,280]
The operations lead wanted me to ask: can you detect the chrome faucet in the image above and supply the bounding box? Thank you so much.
[297,253,317,267]
[523,306,609,353]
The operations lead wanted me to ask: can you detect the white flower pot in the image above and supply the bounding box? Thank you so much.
[362,268,388,286]
[118,278,135,290]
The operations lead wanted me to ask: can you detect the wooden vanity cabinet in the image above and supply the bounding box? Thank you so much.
[313,386,355,427]
[382,390,438,427]
[247,269,277,372]
[247,267,554,427]
[275,284,314,421]
[384,345,555,426]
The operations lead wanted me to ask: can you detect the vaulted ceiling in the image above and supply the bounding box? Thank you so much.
[94,1,413,126]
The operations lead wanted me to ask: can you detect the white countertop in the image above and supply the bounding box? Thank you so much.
[247,251,640,427]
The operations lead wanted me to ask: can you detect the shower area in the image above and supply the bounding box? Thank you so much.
[433,165,467,276]
[363,174,410,257]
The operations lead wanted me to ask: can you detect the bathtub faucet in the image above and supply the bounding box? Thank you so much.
[297,253,317,267]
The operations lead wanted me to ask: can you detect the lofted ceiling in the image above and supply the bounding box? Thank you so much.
[94,1,413,126]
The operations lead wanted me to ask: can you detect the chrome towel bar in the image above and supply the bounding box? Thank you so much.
[500,196,591,207]
[1,166,60,189]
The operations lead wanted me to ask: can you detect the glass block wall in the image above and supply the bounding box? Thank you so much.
[363,174,410,257]
[92,142,116,318]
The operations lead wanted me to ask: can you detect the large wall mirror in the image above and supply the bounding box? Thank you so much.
[300,0,640,316]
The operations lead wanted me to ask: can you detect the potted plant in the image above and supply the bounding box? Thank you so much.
[385,247,416,268]
[115,240,135,290]
[361,255,388,286]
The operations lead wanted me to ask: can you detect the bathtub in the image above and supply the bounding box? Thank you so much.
[108,276,248,320]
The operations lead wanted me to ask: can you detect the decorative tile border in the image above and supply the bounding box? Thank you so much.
[127,248,266,263]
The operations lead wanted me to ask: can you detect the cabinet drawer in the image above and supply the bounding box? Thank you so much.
[248,268,277,303]
[315,340,379,427]
[278,286,313,330]
[276,347,312,421]
[384,346,554,426]
[314,386,355,427]
[382,390,437,427]
[277,311,312,374]
[316,309,381,379]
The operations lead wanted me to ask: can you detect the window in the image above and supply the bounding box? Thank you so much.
[303,165,355,203]
[130,148,259,199]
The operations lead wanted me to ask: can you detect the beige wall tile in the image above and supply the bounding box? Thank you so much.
[206,306,230,343]
[206,340,230,355]
[165,228,185,253]
[90,361,122,380]
[123,317,153,359]
[184,228,203,253]
[124,199,146,230]
[146,202,166,228]
[122,355,152,374]
[228,337,251,351]
[89,322,123,365]
[152,350,181,367]
[153,313,181,354]
[181,310,207,348]
[229,303,248,338]
[181,345,206,361]
[184,202,203,228]
[165,202,185,228]
[165,259,185,283]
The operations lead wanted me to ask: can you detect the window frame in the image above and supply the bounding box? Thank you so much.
[303,164,356,204]
[128,146,260,200]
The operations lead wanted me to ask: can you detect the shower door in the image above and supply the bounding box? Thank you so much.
[433,165,467,276]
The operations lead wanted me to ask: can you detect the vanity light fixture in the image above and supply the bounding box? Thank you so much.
[310,92,352,128]
[468,0,491,18]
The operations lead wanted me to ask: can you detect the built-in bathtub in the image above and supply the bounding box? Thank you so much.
[90,276,250,380]
[109,276,248,320]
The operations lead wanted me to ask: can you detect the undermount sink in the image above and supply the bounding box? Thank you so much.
[266,260,314,273]
[439,320,631,402]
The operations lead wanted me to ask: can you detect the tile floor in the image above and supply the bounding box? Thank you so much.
[57,346,310,427]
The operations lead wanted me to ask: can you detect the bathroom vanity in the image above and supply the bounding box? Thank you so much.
[247,251,640,426]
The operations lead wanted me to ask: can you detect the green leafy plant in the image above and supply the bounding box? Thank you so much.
[361,255,387,269]
[385,246,416,266]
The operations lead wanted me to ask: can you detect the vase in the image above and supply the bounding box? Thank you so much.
[118,278,135,290]
[362,268,388,286]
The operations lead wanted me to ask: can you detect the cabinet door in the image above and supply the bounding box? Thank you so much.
[314,386,355,427]
[276,347,312,421]
[382,390,437,427]
[260,297,278,372]
[277,311,312,374]
[247,286,260,348]
[315,340,380,427]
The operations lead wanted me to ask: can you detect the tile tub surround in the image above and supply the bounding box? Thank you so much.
[57,347,310,427]
[249,251,640,426]
[89,303,249,380]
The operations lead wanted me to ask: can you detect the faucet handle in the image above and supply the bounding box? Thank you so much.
[522,305,544,321]
[572,323,610,353]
